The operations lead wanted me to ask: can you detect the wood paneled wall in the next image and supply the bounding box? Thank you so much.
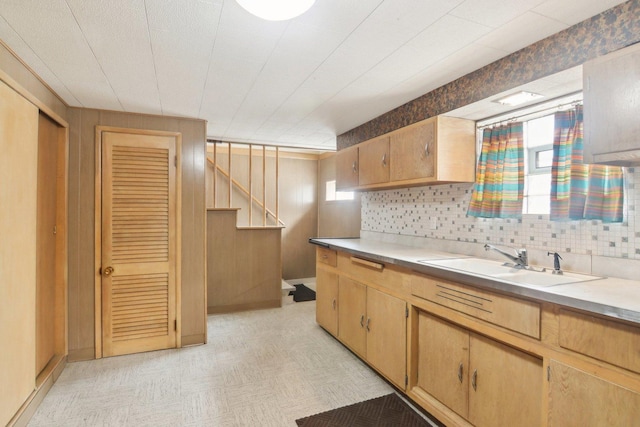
[206,146,318,280]
[206,209,282,313]
[317,153,361,238]
[67,108,207,360]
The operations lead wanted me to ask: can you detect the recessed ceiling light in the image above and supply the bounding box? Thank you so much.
[235,0,316,21]
[493,91,544,106]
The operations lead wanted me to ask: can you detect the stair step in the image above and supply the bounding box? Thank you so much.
[282,280,296,295]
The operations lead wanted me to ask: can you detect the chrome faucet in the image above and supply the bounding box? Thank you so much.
[484,243,528,269]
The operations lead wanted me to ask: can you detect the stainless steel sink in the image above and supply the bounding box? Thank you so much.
[417,258,523,276]
[493,269,602,287]
[417,257,602,287]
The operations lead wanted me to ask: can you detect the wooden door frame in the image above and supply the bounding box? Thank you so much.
[94,126,182,359]
[36,112,69,383]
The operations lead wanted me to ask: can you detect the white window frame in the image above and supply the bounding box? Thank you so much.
[325,180,354,202]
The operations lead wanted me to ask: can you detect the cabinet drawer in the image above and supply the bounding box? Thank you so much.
[559,309,640,374]
[411,274,540,339]
[317,247,337,267]
[337,252,410,296]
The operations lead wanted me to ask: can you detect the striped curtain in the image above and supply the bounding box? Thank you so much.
[468,122,524,218]
[550,105,624,222]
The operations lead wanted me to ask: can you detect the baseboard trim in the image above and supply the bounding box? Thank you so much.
[67,347,95,362]
[181,334,206,347]
[208,299,281,314]
[9,355,67,427]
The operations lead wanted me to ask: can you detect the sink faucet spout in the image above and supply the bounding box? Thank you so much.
[484,243,528,268]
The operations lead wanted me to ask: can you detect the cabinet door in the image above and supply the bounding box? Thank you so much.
[584,43,640,164]
[366,287,407,390]
[390,118,436,181]
[417,313,469,417]
[336,145,359,190]
[316,268,338,336]
[358,135,390,186]
[548,360,640,426]
[338,276,367,357]
[468,333,542,427]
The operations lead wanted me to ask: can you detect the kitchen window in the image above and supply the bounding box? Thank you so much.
[325,180,354,201]
[523,114,554,215]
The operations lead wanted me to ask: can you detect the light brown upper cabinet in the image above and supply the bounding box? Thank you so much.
[390,116,475,184]
[358,135,390,186]
[583,42,640,165]
[335,145,359,190]
[336,115,476,191]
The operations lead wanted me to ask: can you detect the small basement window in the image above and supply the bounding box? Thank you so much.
[326,180,354,201]
[523,114,554,215]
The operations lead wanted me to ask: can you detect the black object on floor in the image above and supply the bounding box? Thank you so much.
[295,393,433,426]
[289,284,316,302]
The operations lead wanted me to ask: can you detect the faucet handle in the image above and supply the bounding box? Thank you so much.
[547,252,563,274]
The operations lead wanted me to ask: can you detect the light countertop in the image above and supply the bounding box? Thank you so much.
[310,237,640,324]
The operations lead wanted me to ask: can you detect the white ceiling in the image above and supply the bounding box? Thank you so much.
[0,0,626,150]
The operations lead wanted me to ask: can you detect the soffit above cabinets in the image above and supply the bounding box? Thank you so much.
[0,0,626,150]
[446,65,584,123]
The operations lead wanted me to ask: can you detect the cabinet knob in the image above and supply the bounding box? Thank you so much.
[360,314,364,327]
[366,317,371,332]
[424,142,430,158]
[382,153,387,167]
[332,299,336,310]
[352,161,357,173]
[103,266,114,276]
[472,369,478,391]
[458,363,464,383]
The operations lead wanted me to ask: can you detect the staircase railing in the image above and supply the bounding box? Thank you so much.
[206,141,284,227]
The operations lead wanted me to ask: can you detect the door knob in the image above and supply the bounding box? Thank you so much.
[103,266,114,276]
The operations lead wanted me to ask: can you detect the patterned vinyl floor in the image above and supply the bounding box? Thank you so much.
[27,299,395,426]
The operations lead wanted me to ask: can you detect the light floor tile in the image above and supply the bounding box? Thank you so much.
[28,300,394,426]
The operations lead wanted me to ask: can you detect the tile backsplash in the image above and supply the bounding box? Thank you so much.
[361,168,639,260]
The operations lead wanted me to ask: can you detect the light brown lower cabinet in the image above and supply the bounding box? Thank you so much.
[416,312,542,427]
[337,276,407,389]
[548,360,640,426]
[316,268,338,337]
[338,276,367,357]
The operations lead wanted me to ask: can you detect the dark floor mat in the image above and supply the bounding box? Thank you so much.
[289,284,316,302]
[295,393,432,426]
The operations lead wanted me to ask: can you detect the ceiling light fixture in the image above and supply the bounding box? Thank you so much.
[493,91,544,106]
[235,0,316,21]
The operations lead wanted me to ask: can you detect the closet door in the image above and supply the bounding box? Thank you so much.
[101,130,179,357]
[36,113,59,375]
[0,79,39,425]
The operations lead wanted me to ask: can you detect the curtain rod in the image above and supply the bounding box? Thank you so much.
[476,91,583,129]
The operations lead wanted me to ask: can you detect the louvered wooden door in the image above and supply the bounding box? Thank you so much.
[101,130,178,357]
